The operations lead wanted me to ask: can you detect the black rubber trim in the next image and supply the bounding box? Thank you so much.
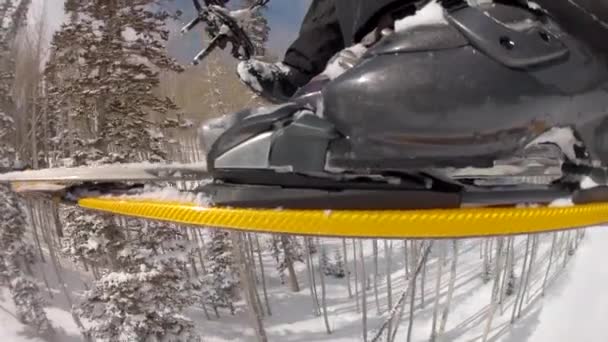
[201,183,462,210]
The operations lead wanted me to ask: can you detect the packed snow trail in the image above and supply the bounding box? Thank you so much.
[504,227,608,342]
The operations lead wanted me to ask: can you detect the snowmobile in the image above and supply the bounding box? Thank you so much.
[190,0,608,209]
[2,0,608,238]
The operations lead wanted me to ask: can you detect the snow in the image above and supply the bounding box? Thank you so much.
[580,176,601,189]
[549,197,573,207]
[321,44,367,80]
[526,127,580,162]
[119,186,211,207]
[394,0,448,32]
[237,61,263,93]
[526,1,542,10]
[521,228,608,342]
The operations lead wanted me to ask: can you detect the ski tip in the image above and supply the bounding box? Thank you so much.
[9,181,69,194]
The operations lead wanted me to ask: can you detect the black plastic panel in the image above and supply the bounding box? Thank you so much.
[364,24,468,56]
[269,112,337,173]
[447,5,569,69]
[208,103,301,169]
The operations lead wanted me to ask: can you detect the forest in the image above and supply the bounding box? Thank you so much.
[0,0,592,341]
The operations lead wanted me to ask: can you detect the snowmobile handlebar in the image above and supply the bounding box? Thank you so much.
[181,0,270,65]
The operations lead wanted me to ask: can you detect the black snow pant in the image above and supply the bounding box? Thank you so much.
[282,0,345,86]
[283,0,417,86]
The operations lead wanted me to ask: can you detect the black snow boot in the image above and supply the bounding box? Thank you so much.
[236,59,311,103]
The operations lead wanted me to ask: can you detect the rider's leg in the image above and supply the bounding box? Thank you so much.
[237,0,345,103]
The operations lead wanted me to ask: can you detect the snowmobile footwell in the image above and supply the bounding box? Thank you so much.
[77,197,608,239]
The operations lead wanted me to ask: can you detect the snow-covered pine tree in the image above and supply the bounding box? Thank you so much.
[11,276,54,335]
[61,209,126,269]
[75,220,199,341]
[200,229,239,315]
[331,248,346,278]
[268,234,304,289]
[46,0,183,164]
[46,2,199,340]
[0,185,53,337]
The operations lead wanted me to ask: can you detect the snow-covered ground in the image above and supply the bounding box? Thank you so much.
[512,228,608,342]
[2,228,607,341]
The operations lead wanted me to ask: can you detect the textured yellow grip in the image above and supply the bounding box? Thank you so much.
[77,197,608,238]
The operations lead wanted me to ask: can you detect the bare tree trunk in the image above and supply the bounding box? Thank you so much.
[372,242,433,342]
[26,199,45,262]
[282,235,300,292]
[186,230,199,279]
[561,231,570,268]
[384,240,393,338]
[405,241,420,342]
[37,261,53,299]
[524,235,539,305]
[482,237,505,342]
[511,235,531,324]
[499,237,514,314]
[247,235,265,317]
[255,235,272,316]
[247,234,258,283]
[404,240,409,279]
[305,237,321,316]
[353,239,360,312]
[430,241,445,342]
[50,200,64,238]
[359,240,368,342]
[342,238,353,298]
[195,230,208,274]
[319,242,332,334]
[439,240,458,335]
[232,233,268,342]
[542,233,558,296]
[420,247,427,308]
[309,239,321,308]
[482,238,491,283]
[373,240,380,314]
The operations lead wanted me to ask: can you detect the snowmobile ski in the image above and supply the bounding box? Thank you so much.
[0,162,210,193]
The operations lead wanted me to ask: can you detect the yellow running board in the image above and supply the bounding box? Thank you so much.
[78,197,608,238]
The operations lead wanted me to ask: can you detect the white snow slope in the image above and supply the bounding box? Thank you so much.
[508,228,608,342]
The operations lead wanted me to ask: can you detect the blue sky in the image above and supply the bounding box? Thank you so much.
[169,0,312,62]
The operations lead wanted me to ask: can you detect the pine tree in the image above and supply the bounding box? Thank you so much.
[0,188,53,336]
[268,235,304,289]
[11,276,54,335]
[201,230,239,315]
[75,221,199,341]
[46,2,199,339]
[46,0,183,165]
[280,235,303,292]
[61,210,126,268]
[331,248,345,278]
